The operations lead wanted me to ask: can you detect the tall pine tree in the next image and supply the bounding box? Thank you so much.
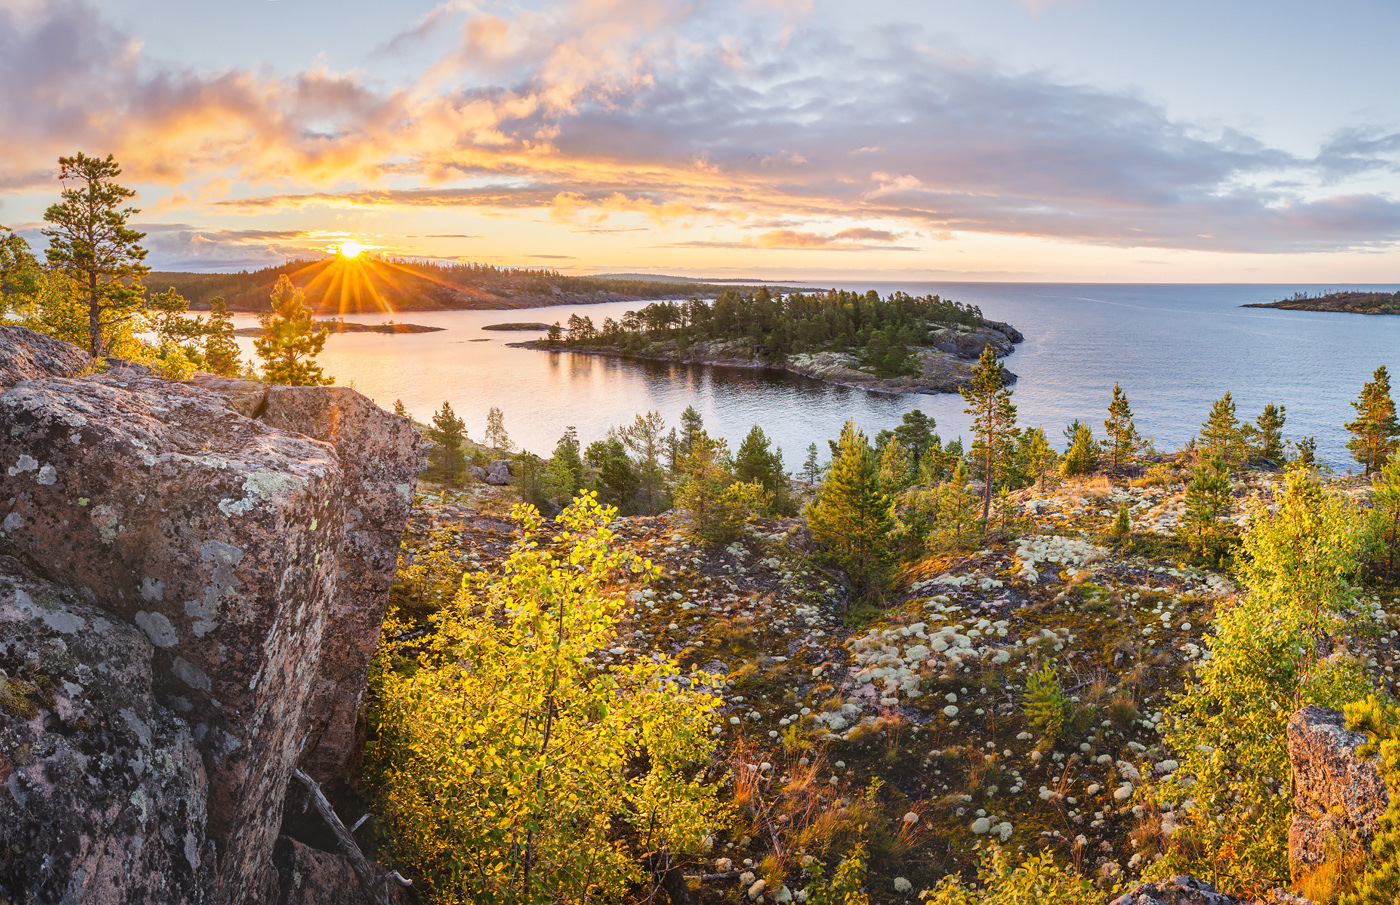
[1103,383,1141,468]
[426,402,467,485]
[1346,366,1400,475]
[961,345,1019,531]
[42,153,149,358]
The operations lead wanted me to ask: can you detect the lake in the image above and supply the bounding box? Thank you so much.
[232,282,1400,471]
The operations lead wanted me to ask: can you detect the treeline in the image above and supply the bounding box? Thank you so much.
[546,287,987,378]
[148,256,750,313]
[424,402,799,546]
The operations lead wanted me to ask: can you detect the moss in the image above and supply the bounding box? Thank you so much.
[0,673,42,720]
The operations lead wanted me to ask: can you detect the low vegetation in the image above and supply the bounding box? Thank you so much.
[368,362,1400,904]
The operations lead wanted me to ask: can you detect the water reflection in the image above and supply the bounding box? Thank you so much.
[231,281,1400,469]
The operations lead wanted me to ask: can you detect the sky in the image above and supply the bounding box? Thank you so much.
[2,0,1400,281]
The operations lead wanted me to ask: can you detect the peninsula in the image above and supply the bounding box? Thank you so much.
[1244,289,1400,314]
[509,287,1023,395]
[148,258,768,314]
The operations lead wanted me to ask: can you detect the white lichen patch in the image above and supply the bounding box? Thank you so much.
[218,469,309,517]
[135,610,178,648]
[7,454,38,476]
[90,503,122,544]
[1015,534,1107,583]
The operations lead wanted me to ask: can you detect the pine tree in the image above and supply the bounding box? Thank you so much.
[876,438,912,496]
[1102,383,1141,468]
[427,401,467,485]
[393,399,409,417]
[802,442,823,485]
[143,286,205,378]
[1020,426,1058,488]
[254,275,331,386]
[805,420,896,602]
[1180,457,1234,562]
[734,424,791,515]
[1346,366,1400,475]
[675,432,757,546]
[1110,503,1132,546]
[1198,392,1246,466]
[547,427,585,503]
[678,405,705,461]
[893,409,938,465]
[960,345,1019,532]
[1060,422,1098,477]
[1371,456,1400,578]
[203,297,241,376]
[927,459,979,551]
[1254,403,1282,465]
[620,411,669,514]
[1293,436,1319,468]
[485,406,512,452]
[41,153,149,358]
[585,437,639,513]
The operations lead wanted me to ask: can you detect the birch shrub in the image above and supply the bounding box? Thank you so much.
[366,493,727,904]
[1156,469,1375,894]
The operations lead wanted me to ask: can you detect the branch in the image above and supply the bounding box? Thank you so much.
[291,769,409,905]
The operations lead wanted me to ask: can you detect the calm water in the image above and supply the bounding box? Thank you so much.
[232,282,1400,471]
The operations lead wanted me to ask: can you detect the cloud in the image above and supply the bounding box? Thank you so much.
[665,227,916,251]
[4,0,1400,261]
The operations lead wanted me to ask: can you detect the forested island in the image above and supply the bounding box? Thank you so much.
[148,257,764,314]
[233,319,443,337]
[1245,289,1400,314]
[511,287,1024,395]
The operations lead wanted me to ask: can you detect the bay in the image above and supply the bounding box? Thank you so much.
[232,282,1400,471]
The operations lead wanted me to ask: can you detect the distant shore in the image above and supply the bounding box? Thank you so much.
[1244,290,1400,315]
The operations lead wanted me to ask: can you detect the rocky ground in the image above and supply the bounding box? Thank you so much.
[391,464,1397,904]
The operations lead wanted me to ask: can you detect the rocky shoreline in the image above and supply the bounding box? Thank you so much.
[509,320,1023,395]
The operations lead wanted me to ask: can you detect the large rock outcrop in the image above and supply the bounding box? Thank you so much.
[0,325,89,386]
[1287,704,1388,881]
[184,376,421,790]
[0,328,419,904]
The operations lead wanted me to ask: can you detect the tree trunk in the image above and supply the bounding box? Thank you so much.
[88,274,103,359]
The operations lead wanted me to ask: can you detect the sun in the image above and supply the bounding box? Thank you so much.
[336,241,369,259]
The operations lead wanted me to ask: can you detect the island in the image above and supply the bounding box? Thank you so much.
[1244,290,1400,314]
[507,287,1022,395]
[233,319,443,337]
[482,321,554,331]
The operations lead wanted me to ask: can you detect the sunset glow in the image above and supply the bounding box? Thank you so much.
[336,242,369,260]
